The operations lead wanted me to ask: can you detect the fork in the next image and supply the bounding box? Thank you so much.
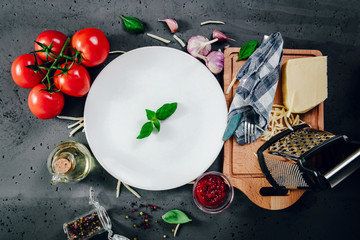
[244,120,256,144]
[244,109,258,144]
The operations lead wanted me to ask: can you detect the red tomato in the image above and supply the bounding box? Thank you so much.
[53,62,91,97]
[11,54,46,88]
[28,84,65,119]
[71,28,109,67]
[35,30,68,62]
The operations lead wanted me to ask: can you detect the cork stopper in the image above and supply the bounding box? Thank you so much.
[54,158,72,174]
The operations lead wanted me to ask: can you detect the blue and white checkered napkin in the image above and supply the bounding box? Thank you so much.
[223,32,284,145]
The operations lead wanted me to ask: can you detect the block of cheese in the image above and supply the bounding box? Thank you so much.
[282,56,327,113]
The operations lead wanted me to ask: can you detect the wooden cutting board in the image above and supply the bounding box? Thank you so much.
[222,48,324,210]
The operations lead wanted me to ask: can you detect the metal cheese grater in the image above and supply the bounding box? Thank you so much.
[257,124,360,191]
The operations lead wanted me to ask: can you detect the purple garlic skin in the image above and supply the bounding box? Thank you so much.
[206,51,224,74]
[159,19,178,33]
[187,35,212,58]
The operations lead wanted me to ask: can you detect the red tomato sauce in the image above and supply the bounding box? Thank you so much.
[195,174,227,208]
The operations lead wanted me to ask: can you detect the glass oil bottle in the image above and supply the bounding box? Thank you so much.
[47,141,93,185]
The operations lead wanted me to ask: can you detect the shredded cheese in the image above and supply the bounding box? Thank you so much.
[173,34,186,47]
[200,20,225,25]
[146,33,171,44]
[261,105,305,141]
[287,92,295,117]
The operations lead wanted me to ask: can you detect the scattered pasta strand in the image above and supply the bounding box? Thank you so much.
[147,33,171,44]
[69,123,84,137]
[123,183,141,199]
[173,34,186,47]
[109,50,126,54]
[225,75,237,94]
[116,180,121,198]
[57,115,85,137]
[116,181,142,199]
[200,20,225,25]
[57,115,84,121]
[68,119,83,129]
[174,223,181,237]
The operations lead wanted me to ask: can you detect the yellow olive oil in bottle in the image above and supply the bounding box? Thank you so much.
[47,141,93,185]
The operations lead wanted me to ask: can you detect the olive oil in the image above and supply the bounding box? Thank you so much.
[48,141,92,184]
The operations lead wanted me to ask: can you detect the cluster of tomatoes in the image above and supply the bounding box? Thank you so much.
[11,28,110,119]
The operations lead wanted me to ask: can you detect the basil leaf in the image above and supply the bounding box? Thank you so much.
[162,210,192,224]
[156,102,178,120]
[153,119,160,131]
[136,121,153,139]
[120,16,144,33]
[146,109,156,121]
[237,40,258,61]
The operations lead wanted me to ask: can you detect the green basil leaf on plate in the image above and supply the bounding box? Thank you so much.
[146,109,157,121]
[162,209,192,224]
[137,121,153,139]
[153,118,160,131]
[156,102,178,120]
[237,40,258,61]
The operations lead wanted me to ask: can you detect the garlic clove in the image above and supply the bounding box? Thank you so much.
[158,18,178,33]
[212,30,235,42]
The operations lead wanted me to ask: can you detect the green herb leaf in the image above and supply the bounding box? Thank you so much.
[136,122,153,139]
[153,119,160,131]
[237,40,258,61]
[121,16,144,33]
[162,210,192,224]
[156,102,178,120]
[146,109,156,121]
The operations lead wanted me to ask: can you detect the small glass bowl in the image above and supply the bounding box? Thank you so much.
[192,171,234,214]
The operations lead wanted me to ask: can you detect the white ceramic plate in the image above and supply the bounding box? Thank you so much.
[84,46,227,190]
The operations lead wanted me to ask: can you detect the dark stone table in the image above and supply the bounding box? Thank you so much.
[1,0,359,239]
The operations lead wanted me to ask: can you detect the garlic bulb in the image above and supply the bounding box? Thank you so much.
[205,50,224,74]
[187,35,218,58]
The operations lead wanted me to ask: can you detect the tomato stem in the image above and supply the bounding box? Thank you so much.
[41,37,71,91]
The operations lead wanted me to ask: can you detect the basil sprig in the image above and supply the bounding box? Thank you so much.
[120,15,144,33]
[162,210,192,224]
[137,102,178,139]
[237,40,258,61]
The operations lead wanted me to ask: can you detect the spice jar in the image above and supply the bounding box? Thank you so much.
[47,141,93,185]
[63,206,111,239]
[63,187,129,240]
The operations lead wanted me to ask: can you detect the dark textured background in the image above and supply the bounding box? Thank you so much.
[1,0,360,239]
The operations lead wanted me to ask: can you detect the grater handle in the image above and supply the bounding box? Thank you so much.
[324,147,360,188]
